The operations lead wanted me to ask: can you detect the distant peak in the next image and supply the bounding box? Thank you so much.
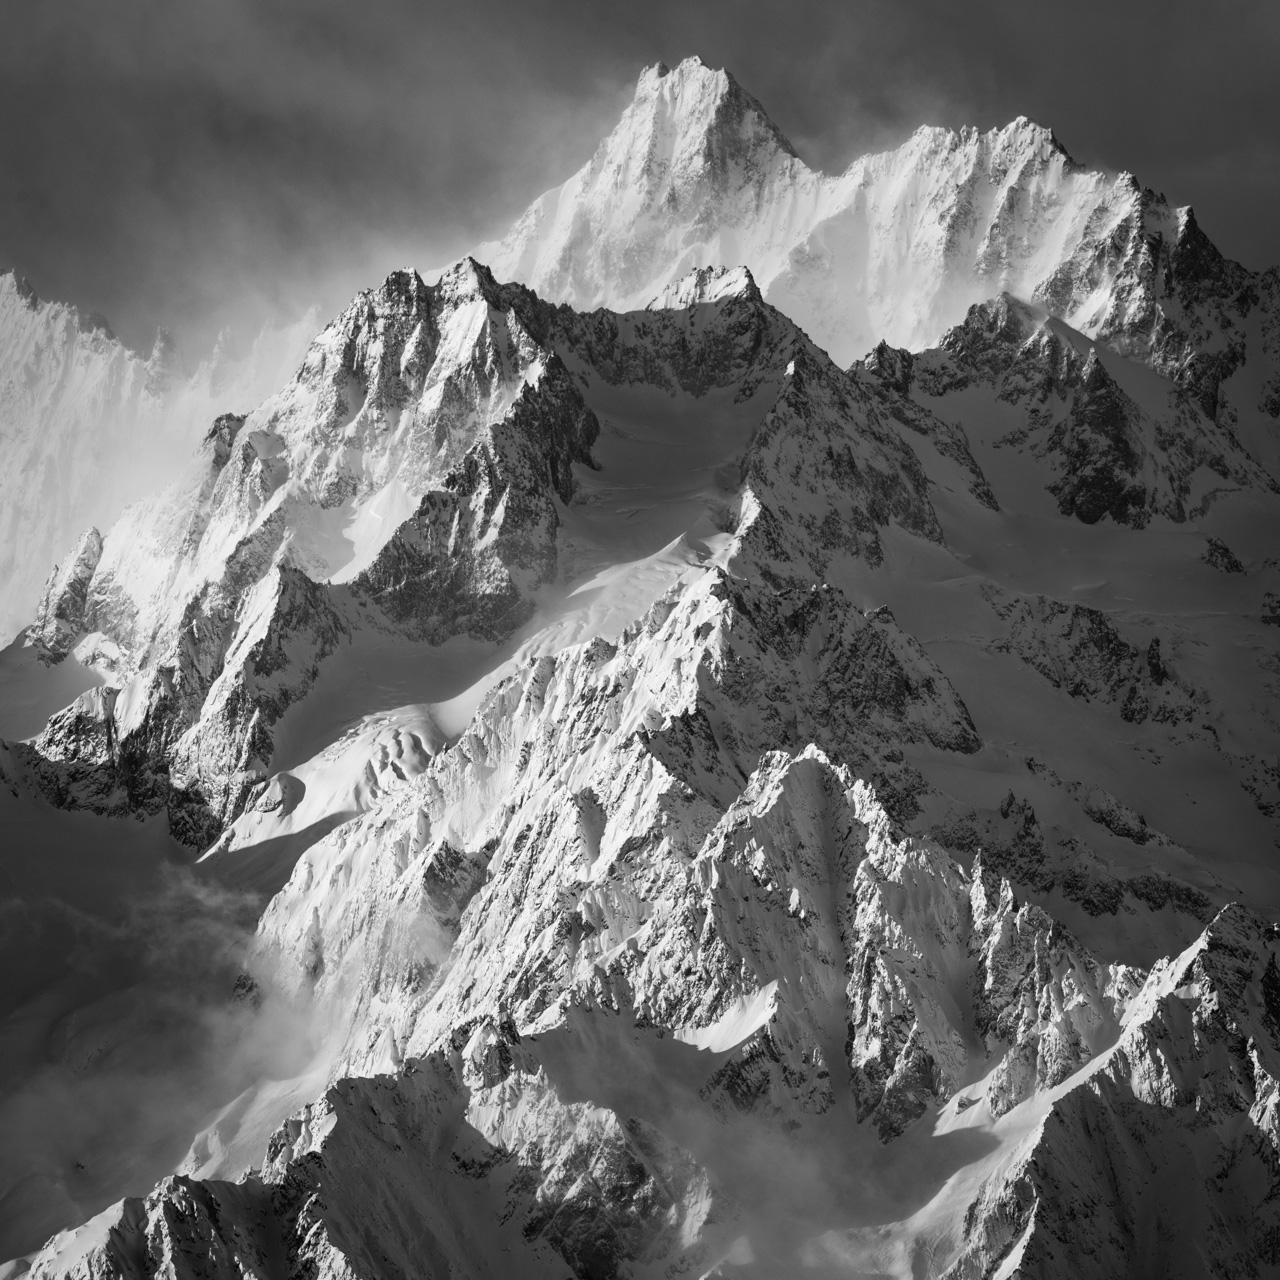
[989,115,1058,144]
[999,115,1072,162]
[627,56,799,161]
[647,264,761,311]
[149,326,177,365]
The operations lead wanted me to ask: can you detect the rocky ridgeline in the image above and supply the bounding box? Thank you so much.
[0,271,316,646]
[18,261,602,842]
[933,907,1280,1279]
[14,262,978,845]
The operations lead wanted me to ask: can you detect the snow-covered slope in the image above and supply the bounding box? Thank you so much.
[0,271,315,647]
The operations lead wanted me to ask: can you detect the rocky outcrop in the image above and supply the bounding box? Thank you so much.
[861,293,1277,526]
[982,586,1201,725]
[1203,536,1245,573]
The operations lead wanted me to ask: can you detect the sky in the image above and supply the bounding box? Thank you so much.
[2,0,1277,356]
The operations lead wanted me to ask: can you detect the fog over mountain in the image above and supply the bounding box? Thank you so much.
[1,24,1280,1280]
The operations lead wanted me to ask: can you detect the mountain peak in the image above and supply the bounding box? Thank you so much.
[997,114,1069,159]
[647,263,761,310]
[615,52,799,175]
[473,58,806,313]
[634,54,731,98]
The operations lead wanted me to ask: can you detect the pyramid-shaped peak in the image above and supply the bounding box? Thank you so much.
[992,115,1071,160]
[1002,114,1054,138]
[432,257,504,307]
[619,54,799,164]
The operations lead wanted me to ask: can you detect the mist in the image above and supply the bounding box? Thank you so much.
[0,792,325,1261]
[1,0,1276,359]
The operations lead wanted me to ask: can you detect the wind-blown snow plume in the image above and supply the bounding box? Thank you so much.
[0,273,316,647]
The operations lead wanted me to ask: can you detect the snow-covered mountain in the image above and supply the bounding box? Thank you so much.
[3,56,1280,1280]
[477,56,1280,475]
[0,271,316,647]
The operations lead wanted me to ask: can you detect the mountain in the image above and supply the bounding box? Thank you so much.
[477,56,1280,475]
[0,271,316,647]
[7,260,961,849]
[3,57,1280,1280]
[859,292,1278,527]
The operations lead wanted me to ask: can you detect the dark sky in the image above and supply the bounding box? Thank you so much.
[2,0,1277,356]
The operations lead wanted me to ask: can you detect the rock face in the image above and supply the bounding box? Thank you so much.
[981,586,1201,725]
[30,527,103,659]
[14,261,975,844]
[16,262,603,840]
[7,58,1280,1280]
[27,716,1125,1279]
[859,294,1277,527]
[28,1062,728,1280]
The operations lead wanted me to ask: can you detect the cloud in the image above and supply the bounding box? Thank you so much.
[0,860,321,1261]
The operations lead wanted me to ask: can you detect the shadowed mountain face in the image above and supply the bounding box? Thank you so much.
[2,56,1280,1280]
